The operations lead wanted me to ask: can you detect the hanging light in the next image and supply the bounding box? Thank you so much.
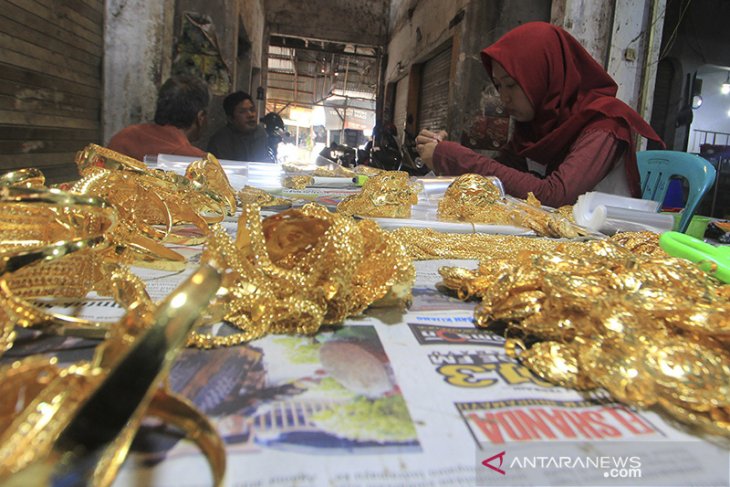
[722,71,730,95]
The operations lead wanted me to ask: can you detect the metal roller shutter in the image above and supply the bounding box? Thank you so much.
[418,46,451,133]
[392,75,409,143]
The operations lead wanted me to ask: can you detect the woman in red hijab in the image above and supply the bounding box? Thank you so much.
[415,21,664,207]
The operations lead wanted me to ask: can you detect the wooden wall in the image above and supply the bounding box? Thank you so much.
[0,0,103,184]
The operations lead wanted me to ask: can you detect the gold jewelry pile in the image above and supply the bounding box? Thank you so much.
[185,153,238,215]
[439,232,730,437]
[438,174,589,238]
[72,145,231,263]
[188,203,415,347]
[391,227,592,261]
[237,185,292,209]
[0,147,418,485]
[1,165,227,484]
[5,139,728,484]
[0,185,153,352]
[282,175,314,189]
[337,170,420,218]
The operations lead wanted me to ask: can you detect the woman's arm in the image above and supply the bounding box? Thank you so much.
[432,129,624,207]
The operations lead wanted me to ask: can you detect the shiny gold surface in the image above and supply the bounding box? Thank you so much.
[439,232,730,436]
[437,174,590,238]
[237,185,293,209]
[282,175,314,189]
[337,171,419,218]
[188,203,415,347]
[0,264,226,486]
[391,227,591,261]
[0,186,156,350]
[0,168,46,189]
[73,144,227,249]
[185,153,238,216]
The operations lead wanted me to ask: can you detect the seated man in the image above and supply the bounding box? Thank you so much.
[107,74,209,161]
[207,91,273,162]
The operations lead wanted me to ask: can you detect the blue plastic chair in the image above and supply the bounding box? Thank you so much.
[636,150,716,233]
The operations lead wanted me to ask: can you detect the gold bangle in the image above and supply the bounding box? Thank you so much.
[72,158,223,241]
[0,239,154,347]
[0,264,225,486]
[0,236,106,277]
[1,186,112,216]
[0,168,46,188]
[0,186,118,248]
[75,143,148,174]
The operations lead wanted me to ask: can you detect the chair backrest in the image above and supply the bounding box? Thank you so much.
[636,150,716,233]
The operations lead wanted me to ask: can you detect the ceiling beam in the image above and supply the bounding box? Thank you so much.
[269,34,379,59]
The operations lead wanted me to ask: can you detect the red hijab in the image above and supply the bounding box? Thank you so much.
[481,22,663,195]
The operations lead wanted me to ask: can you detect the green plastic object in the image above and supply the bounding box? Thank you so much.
[353,175,369,186]
[685,215,711,239]
[659,231,730,283]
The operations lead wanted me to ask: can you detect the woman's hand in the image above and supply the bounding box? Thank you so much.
[415,129,448,171]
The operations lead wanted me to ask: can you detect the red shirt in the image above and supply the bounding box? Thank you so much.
[433,129,626,207]
[107,123,206,162]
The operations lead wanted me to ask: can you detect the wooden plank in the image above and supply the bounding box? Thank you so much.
[0,138,97,155]
[0,110,99,130]
[0,3,102,58]
[0,11,101,66]
[77,0,103,16]
[0,82,99,112]
[0,42,100,89]
[63,5,103,38]
[0,31,99,79]
[25,0,103,38]
[0,64,100,110]
[0,0,101,181]
[0,125,98,141]
[0,93,98,124]
[59,0,103,26]
[7,0,100,46]
[0,62,101,101]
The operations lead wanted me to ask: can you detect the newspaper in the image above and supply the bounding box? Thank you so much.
[5,252,729,486]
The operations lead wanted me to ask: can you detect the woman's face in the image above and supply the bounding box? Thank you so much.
[491,61,535,123]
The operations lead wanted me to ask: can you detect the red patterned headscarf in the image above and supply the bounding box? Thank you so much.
[481,22,663,194]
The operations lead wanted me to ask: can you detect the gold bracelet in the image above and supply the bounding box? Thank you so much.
[0,186,117,248]
[75,143,148,174]
[0,264,225,486]
[0,242,157,353]
[0,168,46,188]
[72,158,223,243]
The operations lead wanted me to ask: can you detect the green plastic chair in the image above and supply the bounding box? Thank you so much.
[636,150,716,233]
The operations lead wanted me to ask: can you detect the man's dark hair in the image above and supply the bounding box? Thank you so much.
[154,75,210,128]
[222,91,254,118]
